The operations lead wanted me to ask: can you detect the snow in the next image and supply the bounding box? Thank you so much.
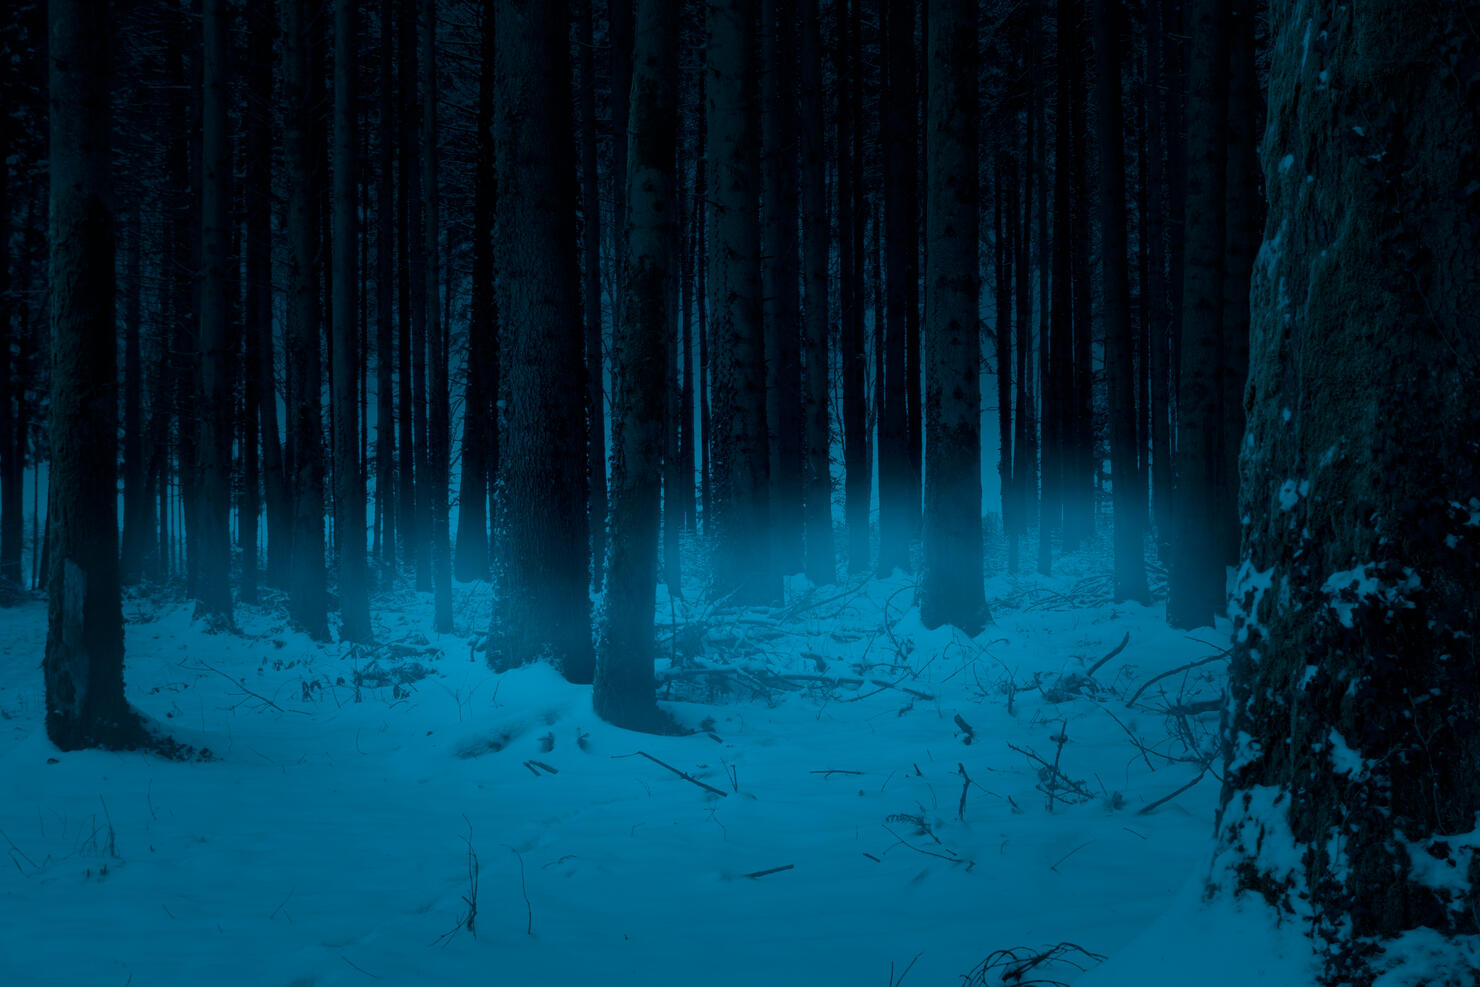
[0,544,1282,986]
[1277,478,1309,512]
[1321,563,1421,628]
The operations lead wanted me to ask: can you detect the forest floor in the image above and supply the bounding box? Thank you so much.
[0,539,1315,986]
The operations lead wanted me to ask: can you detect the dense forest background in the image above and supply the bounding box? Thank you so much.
[4,1,1479,985]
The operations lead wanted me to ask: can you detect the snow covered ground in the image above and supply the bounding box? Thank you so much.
[0,542,1317,986]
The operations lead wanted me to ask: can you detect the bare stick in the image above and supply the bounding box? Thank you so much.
[510,847,533,935]
[882,825,961,863]
[809,769,863,777]
[1126,653,1228,707]
[744,864,794,879]
[1086,632,1131,677]
[1137,769,1208,816]
[614,751,729,798]
[1049,841,1094,872]
[1048,722,1068,814]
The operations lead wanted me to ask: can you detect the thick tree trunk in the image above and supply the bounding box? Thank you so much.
[490,0,593,683]
[1091,0,1150,604]
[44,0,143,750]
[799,0,833,587]
[1167,0,1229,630]
[595,0,679,733]
[706,0,777,605]
[333,0,372,642]
[919,0,987,636]
[1145,0,1173,554]
[1212,4,1480,983]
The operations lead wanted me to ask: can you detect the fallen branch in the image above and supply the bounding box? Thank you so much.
[1137,769,1208,816]
[1086,632,1131,677]
[614,751,729,798]
[744,864,794,879]
[1126,652,1229,707]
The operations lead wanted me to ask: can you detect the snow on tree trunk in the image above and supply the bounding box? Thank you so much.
[1211,3,1480,983]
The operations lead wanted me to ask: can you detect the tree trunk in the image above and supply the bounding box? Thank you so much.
[1064,0,1095,549]
[1167,0,1228,630]
[706,0,776,605]
[193,0,235,626]
[919,0,987,635]
[454,0,496,585]
[877,0,915,578]
[761,0,804,576]
[799,0,833,587]
[578,0,606,592]
[283,0,327,641]
[44,0,143,750]
[1219,0,1259,567]
[1091,0,1150,604]
[1212,4,1480,982]
[120,212,149,586]
[490,0,593,683]
[423,0,451,632]
[595,0,679,733]
[376,0,398,580]
[332,0,372,642]
[838,0,869,576]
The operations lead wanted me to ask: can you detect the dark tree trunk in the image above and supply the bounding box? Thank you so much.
[454,0,496,585]
[376,0,398,580]
[333,0,372,642]
[398,0,428,588]
[1213,4,1480,983]
[595,0,679,733]
[761,0,804,576]
[877,0,915,578]
[121,212,150,586]
[706,0,776,605]
[1065,3,1096,550]
[1219,0,1259,567]
[838,0,869,576]
[1145,0,1173,553]
[578,0,607,591]
[283,0,327,640]
[994,157,1014,564]
[1167,0,1228,630]
[1091,0,1150,604]
[194,0,235,626]
[423,0,451,632]
[1013,113,1035,575]
[490,0,592,683]
[44,0,144,750]
[919,0,987,635]
[799,0,833,587]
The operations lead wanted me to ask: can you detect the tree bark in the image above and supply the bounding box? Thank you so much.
[761,0,804,576]
[44,0,143,749]
[490,0,593,683]
[332,0,372,642]
[919,0,987,636]
[1212,4,1480,982]
[1091,0,1150,604]
[1167,0,1229,630]
[283,0,327,641]
[799,0,833,587]
[423,0,451,632]
[595,0,679,734]
[706,0,776,605]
